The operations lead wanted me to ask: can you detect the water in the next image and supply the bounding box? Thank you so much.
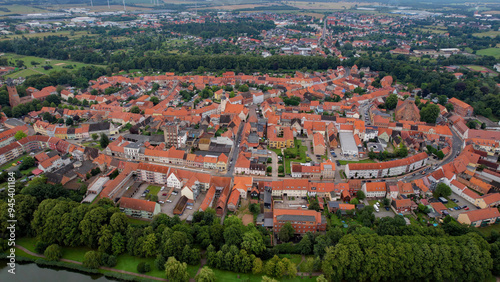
[0,260,112,282]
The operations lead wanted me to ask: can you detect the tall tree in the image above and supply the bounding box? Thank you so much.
[278,222,295,242]
[195,266,216,282]
[164,257,190,282]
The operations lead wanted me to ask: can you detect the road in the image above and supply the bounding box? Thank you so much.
[224,121,244,177]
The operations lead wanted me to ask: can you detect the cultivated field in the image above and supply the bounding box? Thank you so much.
[473,30,500,38]
[0,4,48,15]
[288,1,373,10]
[477,47,500,59]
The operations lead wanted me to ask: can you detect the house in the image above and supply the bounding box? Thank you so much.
[119,197,161,219]
[345,152,428,179]
[448,97,473,117]
[361,182,386,198]
[457,207,500,227]
[392,198,415,213]
[395,99,420,122]
[227,190,241,212]
[327,201,355,213]
[273,209,327,235]
[475,193,500,209]
[313,132,326,156]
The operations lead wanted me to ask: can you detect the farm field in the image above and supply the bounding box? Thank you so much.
[288,1,372,10]
[477,47,500,58]
[473,30,500,38]
[0,5,48,15]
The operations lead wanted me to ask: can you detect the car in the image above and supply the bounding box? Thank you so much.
[162,193,167,196]
[449,208,454,211]
[455,206,461,210]
[301,205,307,208]
[385,207,390,211]
[461,205,467,209]
[166,200,172,203]
[161,186,165,191]
[464,207,469,210]
[158,201,164,204]
[141,193,146,197]
[186,206,193,210]
[172,191,178,195]
[412,173,416,176]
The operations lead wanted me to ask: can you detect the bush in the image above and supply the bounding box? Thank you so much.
[35,241,50,254]
[106,255,117,267]
[44,244,62,261]
[137,261,151,273]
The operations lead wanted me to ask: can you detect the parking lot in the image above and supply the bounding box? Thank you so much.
[273,196,309,210]
[440,192,478,219]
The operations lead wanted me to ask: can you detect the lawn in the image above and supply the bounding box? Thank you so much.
[278,254,302,266]
[368,200,379,206]
[444,200,458,209]
[329,214,342,226]
[0,5,48,15]
[0,154,27,170]
[476,223,500,236]
[82,141,102,150]
[477,47,500,58]
[1,53,104,78]
[338,159,375,165]
[339,170,346,179]
[212,269,317,282]
[21,166,37,176]
[146,185,162,197]
[126,217,151,225]
[17,237,38,253]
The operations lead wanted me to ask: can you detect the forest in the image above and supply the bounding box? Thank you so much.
[163,19,276,39]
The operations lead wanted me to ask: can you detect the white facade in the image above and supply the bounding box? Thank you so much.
[167,173,182,189]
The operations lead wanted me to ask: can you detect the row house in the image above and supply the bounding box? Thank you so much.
[345,152,428,179]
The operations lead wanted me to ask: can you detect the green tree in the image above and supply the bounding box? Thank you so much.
[15,130,27,140]
[316,275,328,282]
[92,133,98,140]
[356,190,366,200]
[165,256,190,282]
[195,266,216,282]
[83,251,102,269]
[420,104,440,124]
[100,133,110,148]
[278,222,294,242]
[241,229,266,255]
[65,117,73,126]
[434,183,452,198]
[155,254,166,270]
[253,257,263,274]
[44,244,62,261]
[385,94,398,110]
[303,257,315,277]
[130,106,141,114]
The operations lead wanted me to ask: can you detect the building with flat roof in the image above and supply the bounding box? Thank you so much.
[339,132,358,156]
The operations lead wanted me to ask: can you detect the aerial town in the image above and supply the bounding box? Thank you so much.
[1,1,500,281]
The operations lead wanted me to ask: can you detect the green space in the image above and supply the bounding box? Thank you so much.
[126,217,150,226]
[416,27,448,34]
[444,200,458,209]
[368,200,379,206]
[146,185,162,197]
[339,170,346,179]
[211,269,317,282]
[473,31,500,38]
[62,246,94,262]
[476,223,500,236]
[338,159,376,165]
[82,141,103,150]
[21,166,37,176]
[0,154,27,170]
[0,5,48,15]
[477,47,500,59]
[329,214,342,226]
[278,254,302,266]
[284,139,309,174]
[1,53,104,78]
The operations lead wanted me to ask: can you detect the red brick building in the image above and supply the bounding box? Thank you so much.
[273,209,327,234]
[448,98,473,117]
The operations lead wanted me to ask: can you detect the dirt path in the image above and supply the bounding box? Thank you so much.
[16,245,167,281]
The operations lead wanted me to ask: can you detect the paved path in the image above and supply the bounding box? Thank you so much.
[16,245,167,281]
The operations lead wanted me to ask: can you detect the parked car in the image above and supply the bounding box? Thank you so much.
[166,200,172,203]
[162,193,167,196]
[464,207,469,210]
[186,206,193,210]
[158,201,164,204]
[461,205,467,209]
[385,207,390,211]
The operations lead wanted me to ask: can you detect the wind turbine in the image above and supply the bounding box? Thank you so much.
[90,0,93,7]
[107,0,110,9]
[123,0,127,11]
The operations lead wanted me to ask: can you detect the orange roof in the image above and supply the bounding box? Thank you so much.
[462,207,500,222]
[119,197,157,213]
[364,181,386,192]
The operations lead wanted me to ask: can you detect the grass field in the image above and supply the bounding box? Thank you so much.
[146,185,162,197]
[2,53,104,78]
[278,254,302,266]
[288,1,371,10]
[473,30,500,38]
[477,47,500,58]
[0,5,48,15]
[0,30,97,41]
[476,223,500,236]
[338,159,375,165]
[416,27,448,34]
[212,269,317,282]
[205,4,271,10]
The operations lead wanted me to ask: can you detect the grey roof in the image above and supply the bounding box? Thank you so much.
[4,119,25,127]
[339,132,358,153]
[276,214,316,222]
[125,142,141,149]
[89,122,111,132]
